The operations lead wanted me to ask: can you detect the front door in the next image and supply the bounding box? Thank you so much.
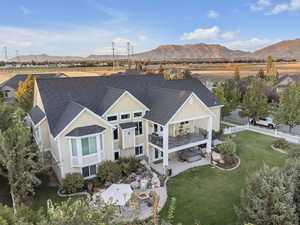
[154,148,163,160]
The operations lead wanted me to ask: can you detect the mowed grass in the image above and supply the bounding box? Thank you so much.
[160,131,291,225]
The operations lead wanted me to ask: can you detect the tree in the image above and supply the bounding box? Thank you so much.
[213,86,230,118]
[0,109,41,213]
[240,79,269,122]
[265,56,278,78]
[158,65,165,74]
[236,164,298,225]
[256,68,265,79]
[0,103,17,131]
[15,75,34,112]
[0,91,3,103]
[234,66,240,81]
[183,69,192,79]
[275,84,300,133]
[0,204,15,225]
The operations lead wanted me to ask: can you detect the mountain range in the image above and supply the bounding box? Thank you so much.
[9,38,300,62]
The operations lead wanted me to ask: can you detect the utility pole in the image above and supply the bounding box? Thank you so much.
[127,42,131,70]
[112,41,115,71]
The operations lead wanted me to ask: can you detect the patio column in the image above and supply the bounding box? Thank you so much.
[206,116,213,156]
[163,124,169,174]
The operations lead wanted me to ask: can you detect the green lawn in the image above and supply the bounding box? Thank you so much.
[160,131,295,225]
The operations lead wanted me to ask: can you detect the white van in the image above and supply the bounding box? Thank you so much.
[250,116,275,129]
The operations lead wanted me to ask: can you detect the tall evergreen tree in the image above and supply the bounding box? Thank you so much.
[240,79,269,122]
[234,66,240,82]
[0,109,41,213]
[15,75,34,112]
[236,165,298,225]
[275,84,300,133]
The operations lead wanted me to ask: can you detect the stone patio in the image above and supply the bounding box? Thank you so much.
[151,157,210,177]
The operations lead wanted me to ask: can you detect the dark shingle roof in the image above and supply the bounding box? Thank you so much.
[36,74,221,137]
[0,73,67,89]
[28,106,45,125]
[66,125,105,137]
[119,122,136,129]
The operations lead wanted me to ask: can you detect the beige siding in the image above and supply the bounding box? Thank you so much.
[33,81,45,111]
[170,95,209,123]
[39,119,50,150]
[210,106,221,131]
[58,110,113,177]
[103,92,147,117]
[121,128,135,149]
[120,147,135,158]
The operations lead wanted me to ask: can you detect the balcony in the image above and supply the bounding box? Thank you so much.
[148,128,208,150]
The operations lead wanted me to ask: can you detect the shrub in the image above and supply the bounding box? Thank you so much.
[212,128,224,140]
[62,173,84,194]
[218,138,237,164]
[273,138,289,150]
[97,160,122,183]
[118,157,140,176]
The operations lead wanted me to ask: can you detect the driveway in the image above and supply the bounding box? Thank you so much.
[225,109,300,136]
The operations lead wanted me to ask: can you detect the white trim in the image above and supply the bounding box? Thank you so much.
[166,93,215,126]
[168,139,208,153]
[149,142,163,151]
[133,110,143,119]
[169,115,210,125]
[113,149,120,161]
[81,164,97,179]
[102,91,150,116]
[54,107,113,140]
[34,117,46,128]
[56,139,65,179]
[65,131,105,139]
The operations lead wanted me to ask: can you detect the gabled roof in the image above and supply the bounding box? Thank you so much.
[66,125,105,137]
[0,73,67,89]
[36,74,221,136]
[28,106,45,126]
[119,122,136,129]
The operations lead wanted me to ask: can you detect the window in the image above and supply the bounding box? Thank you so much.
[160,126,163,132]
[121,113,130,120]
[153,124,158,133]
[135,121,143,135]
[113,128,119,140]
[107,115,117,122]
[4,90,10,98]
[81,136,97,156]
[71,139,77,156]
[180,121,189,125]
[82,164,97,178]
[114,151,120,160]
[135,145,143,156]
[134,112,142,118]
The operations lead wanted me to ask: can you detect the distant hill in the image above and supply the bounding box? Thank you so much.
[135,44,252,59]
[10,54,84,62]
[254,39,300,60]
[8,39,300,62]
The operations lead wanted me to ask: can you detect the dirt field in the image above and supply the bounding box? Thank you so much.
[0,62,299,83]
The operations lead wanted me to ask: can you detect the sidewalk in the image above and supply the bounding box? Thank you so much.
[222,121,300,144]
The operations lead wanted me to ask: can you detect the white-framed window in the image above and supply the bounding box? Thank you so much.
[113,127,119,140]
[4,90,10,98]
[114,149,120,161]
[120,113,130,120]
[82,164,97,178]
[81,136,97,156]
[135,145,144,157]
[133,111,143,118]
[107,114,118,122]
[135,121,143,136]
[69,134,103,158]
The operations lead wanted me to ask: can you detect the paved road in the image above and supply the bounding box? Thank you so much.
[224,109,300,136]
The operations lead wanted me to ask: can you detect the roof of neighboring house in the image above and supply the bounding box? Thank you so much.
[66,125,105,137]
[119,122,136,129]
[36,74,221,137]
[0,73,67,89]
[28,106,45,125]
[277,74,300,87]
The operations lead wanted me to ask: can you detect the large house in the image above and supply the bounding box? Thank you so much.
[28,74,222,180]
[276,74,300,93]
[0,73,67,102]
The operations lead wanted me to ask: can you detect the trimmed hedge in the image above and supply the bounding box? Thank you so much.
[62,173,84,194]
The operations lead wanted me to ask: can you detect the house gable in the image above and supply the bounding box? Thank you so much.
[169,94,212,124]
[103,91,148,117]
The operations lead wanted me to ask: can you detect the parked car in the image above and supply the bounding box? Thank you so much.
[250,116,275,129]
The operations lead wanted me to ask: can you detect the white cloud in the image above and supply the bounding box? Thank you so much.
[19,6,32,15]
[207,10,219,19]
[250,0,272,11]
[181,26,220,41]
[267,0,300,14]
[225,38,278,51]
[181,26,239,42]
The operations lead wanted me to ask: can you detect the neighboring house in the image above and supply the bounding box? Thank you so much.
[0,73,67,102]
[27,74,222,181]
[276,74,300,93]
[192,74,215,90]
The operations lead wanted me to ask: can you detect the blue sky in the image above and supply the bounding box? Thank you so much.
[1,0,300,57]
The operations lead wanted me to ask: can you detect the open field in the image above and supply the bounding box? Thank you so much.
[0,62,299,83]
[160,131,300,225]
